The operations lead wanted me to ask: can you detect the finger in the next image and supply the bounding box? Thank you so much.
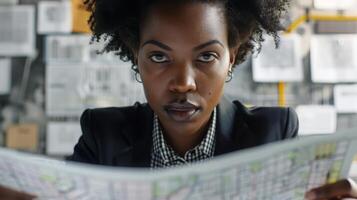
[0,185,36,200]
[305,179,355,200]
[305,191,343,200]
[347,178,357,197]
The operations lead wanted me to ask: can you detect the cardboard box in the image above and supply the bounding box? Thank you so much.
[72,0,91,33]
[6,124,39,151]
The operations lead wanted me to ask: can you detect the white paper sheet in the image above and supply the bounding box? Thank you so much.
[298,0,313,7]
[334,84,357,113]
[46,64,83,117]
[37,1,72,34]
[0,5,35,56]
[0,130,357,199]
[45,35,90,63]
[46,122,81,155]
[311,35,357,83]
[0,59,11,95]
[45,34,121,64]
[296,105,337,135]
[46,62,145,117]
[0,0,18,5]
[314,0,357,10]
[252,34,303,82]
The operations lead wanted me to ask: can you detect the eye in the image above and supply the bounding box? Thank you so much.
[149,53,169,63]
[197,52,218,63]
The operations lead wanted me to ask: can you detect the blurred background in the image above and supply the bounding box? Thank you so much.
[0,0,356,170]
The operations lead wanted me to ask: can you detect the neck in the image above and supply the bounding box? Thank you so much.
[164,124,209,157]
[160,112,213,157]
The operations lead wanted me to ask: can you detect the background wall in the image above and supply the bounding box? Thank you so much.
[0,0,356,157]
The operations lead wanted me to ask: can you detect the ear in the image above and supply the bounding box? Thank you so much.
[229,45,239,68]
[132,50,139,66]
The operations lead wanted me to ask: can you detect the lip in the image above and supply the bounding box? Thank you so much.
[164,102,200,122]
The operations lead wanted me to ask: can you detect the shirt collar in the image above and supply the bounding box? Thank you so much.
[152,108,216,163]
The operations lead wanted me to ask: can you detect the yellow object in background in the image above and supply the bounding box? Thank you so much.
[72,0,91,33]
[278,81,286,107]
[6,124,39,152]
[286,14,357,34]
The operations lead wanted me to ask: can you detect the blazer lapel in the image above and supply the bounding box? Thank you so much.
[215,96,236,155]
[114,103,153,168]
[131,104,153,167]
[232,100,259,150]
[114,98,259,167]
[215,97,257,156]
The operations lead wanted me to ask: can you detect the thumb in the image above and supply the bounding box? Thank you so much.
[305,179,357,200]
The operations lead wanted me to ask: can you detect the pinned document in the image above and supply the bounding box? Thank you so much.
[45,34,120,64]
[296,105,337,135]
[46,64,84,117]
[252,34,303,82]
[37,1,72,34]
[6,123,38,151]
[0,5,35,56]
[0,59,11,95]
[311,35,357,83]
[46,122,81,155]
[46,62,145,117]
[0,0,18,5]
[314,0,357,10]
[45,34,91,63]
[334,84,357,113]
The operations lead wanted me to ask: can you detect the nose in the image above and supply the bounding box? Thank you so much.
[168,62,197,93]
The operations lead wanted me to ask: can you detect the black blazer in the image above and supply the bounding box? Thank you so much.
[67,97,299,167]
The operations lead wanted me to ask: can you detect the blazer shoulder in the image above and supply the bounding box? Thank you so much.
[85,102,149,125]
[233,101,299,140]
[68,102,152,165]
[81,102,152,144]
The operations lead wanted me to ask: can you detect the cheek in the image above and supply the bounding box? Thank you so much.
[141,77,165,102]
[202,58,230,103]
[200,68,226,104]
[141,81,166,114]
[138,67,168,110]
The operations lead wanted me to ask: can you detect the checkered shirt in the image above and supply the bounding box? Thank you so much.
[150,108,216,169]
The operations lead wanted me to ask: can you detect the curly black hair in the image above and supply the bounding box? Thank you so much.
[84,0,290,72]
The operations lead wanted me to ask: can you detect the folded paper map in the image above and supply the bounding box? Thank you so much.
[0,130,356,200]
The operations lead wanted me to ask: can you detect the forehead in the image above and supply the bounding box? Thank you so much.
[139,2,228,46]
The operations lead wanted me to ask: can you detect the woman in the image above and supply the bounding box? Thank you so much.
[68,0,357,199]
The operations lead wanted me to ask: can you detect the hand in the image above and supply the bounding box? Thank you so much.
[305,179,357,200]
[0,184,36,200]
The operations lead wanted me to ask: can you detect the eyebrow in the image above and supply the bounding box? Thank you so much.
[141,39,224,51]
[141,40,172,51]
[193,40,224,51]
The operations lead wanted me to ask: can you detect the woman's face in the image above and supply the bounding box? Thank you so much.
[137,2,237,134]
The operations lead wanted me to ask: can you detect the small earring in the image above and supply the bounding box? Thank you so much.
[225,69,233,83]
[131,65,143,83]
[135,71,143,83]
